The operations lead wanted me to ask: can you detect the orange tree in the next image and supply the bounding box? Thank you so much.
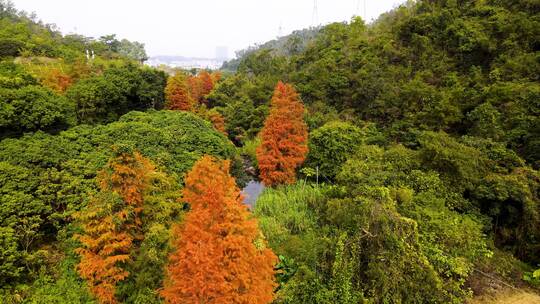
[161,156,277,304]
[169,70,227,135]
[165,72,194,111]
[207,109,227,135]
[210,71,222,84]
[256,81,308,186]
[40,68,73,93]
[187,75,203,104]
[75,148,154,303]
[199,70,215,99]
[196,106,227,136]
[186,70,219,104]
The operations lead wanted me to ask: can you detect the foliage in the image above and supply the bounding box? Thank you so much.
[0,226,22,286]
[413,132,540,264]
[161,156,277,303]
[117,39,148,63]
[221,27,321,72]
[164,72,193,111]
[75,150,155,303]
[206,108,227,135]
[207,73,273,145]
[257,82,308,186]
[67,63,166,124]
[0,110,235,291]
[186,70,219,104]
[75,190,132,304]
[255,135,514,303]
[226,0,539,168]
[238,136,261,169]
[0,3,161,138]
[0,38,24,57]
[473,167,540,263]
[0,61,37,88]
[523,267,540,286]
[166,70,227,136]
[0,83,76,138]
[196,105,227,136]
[39,68,73,93]
[15,228,96,304]
[0,2,147,60]
[254,183,327,267]
[116,165,183,304]
[306,121,365,180]
[1,0,540,301]
[228,5,540,285]
[255,183,368,303]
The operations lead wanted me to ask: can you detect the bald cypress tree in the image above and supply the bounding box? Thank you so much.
[165,73,194,111]
[75,149,154,303]
[161,156,277,304]
[257,81,308,186]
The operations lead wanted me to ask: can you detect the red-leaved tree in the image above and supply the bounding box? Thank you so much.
[165,73,194,111]
[76,149,154,303]
[256,81,308,186]
[161,156,277,304]
[199,70,214,98]
[41,68,73,93]
[166,71,226,135]
[186,75,203,104]
[207,109,227,136]
[186,70,218,105]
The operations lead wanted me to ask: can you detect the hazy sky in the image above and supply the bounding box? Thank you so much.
[12,0,405,58]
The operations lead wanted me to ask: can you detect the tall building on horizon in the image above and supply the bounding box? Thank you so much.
[215,46,229,61]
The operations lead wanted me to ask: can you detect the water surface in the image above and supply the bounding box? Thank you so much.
[242,180,265,208]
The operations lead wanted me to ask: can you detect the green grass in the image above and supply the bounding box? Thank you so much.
[254,182,329,266]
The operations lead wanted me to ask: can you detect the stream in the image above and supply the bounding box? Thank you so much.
[241,180,265,208]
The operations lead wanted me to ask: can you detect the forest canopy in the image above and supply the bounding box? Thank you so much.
[0,0,539,303]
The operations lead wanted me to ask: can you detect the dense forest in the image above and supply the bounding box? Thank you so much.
[0,0,539,303]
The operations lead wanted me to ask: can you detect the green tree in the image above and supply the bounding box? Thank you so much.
[306,122,365,179]
[0,85,76,137]
[118,39,148,63]
[0,227,22,286]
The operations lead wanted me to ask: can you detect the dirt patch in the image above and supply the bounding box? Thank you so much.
[469,289,540,304]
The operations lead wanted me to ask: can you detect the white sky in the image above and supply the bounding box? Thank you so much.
[11,0,405,58]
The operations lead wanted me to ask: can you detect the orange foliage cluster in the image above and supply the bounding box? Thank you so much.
[207,109,227,135]
[165,73,194,111]
[186,76,203,104]
[256,82,308,187]
[161,156,277,304]
[211,71,222,83]
[197,107,228,136]
[102,150,155,230]
[75,201,132,304]
[165,71,227,135]
[76,150,154,304]
[186,70,220,104]
[40,68,73,93]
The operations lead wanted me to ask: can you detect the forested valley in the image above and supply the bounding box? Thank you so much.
[0,0,539,303]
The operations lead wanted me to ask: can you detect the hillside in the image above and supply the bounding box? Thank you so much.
[0,1,168,139]
[221,26,321,72]
[0,0,539,303]
[208,0,540,302]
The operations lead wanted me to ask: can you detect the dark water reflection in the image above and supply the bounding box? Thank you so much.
[241,180,265,208]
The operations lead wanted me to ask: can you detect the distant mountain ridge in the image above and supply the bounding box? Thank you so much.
[221,26,322,71]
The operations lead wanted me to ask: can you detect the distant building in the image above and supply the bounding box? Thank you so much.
[215,46,229,61]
